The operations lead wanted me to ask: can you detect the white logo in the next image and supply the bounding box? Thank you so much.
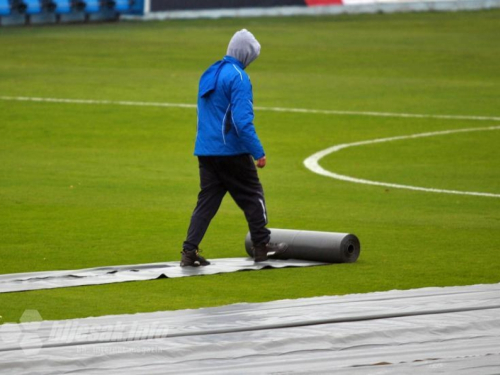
[0,310,170,356]
[0,310,44,355]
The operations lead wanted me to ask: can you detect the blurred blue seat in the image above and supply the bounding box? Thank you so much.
[24,0,41,14]
[112,0,128,12]
[83,0,99,12]
[0,0,11,15]
[52,0,70,13]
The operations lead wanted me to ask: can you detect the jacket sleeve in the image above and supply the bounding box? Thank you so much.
[230,73,265,160]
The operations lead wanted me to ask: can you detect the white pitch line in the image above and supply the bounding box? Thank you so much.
[255,106,500,122]
[0,96,197,109]
[1,95,500,122]
[303,126,500,198]
[2,95,499,197]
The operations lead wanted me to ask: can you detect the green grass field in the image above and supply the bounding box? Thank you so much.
[1,10,499,323]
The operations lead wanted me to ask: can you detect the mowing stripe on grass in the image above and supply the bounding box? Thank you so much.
[304,126,500,198]
[1,95,500,122]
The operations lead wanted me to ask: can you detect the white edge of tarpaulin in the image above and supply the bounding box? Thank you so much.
[123,0,500,21]
[0,258,328,294]
[0,282,499,374]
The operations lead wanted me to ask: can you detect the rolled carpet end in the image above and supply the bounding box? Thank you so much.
[245,228,360,264]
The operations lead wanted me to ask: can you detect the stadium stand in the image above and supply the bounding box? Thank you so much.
[0,0,137,24]
[2,0,499,26]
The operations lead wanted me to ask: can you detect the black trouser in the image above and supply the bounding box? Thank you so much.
[183,154,271,251]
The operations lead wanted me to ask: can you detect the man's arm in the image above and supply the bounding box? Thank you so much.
[230,73,265,161]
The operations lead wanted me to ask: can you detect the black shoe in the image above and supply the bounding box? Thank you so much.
[180,249,211,267]
[252,242,288,262]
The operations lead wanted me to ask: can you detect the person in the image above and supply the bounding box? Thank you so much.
[181,29,287,267]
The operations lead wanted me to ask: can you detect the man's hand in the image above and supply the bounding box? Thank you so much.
[256,156,266,169]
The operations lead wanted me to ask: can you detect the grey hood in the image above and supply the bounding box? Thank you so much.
[226,29,261,68]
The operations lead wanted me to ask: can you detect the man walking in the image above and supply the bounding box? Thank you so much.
[181,29,287,267]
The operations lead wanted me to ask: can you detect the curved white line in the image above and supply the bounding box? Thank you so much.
[304,126,500,198]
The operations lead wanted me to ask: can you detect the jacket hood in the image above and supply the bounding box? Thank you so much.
[226,29,261,68]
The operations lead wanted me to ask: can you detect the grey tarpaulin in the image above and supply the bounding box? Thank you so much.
[0,283,499,374]
[245,228,361,263]
[0,258,327,294]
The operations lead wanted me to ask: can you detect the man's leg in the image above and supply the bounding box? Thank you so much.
[218,155,288,261]
[182,157,226,258]
[221,155,271,246]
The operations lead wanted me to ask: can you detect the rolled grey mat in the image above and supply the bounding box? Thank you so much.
[245,228,360,263]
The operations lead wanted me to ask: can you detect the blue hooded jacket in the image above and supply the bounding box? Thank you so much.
[194,55,265,160]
